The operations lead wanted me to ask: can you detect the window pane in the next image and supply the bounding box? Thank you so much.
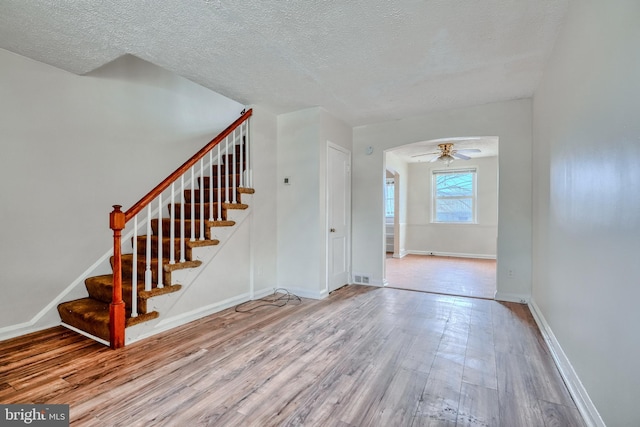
[385,182,394,216]
[435,198,473,222]
[436,173,473,197]
[433,170,476,223]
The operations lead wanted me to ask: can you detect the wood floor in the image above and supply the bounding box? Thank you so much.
[0,285,584,426]
[386,255,496,299]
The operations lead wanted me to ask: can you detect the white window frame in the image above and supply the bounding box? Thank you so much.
[431,168,477,224]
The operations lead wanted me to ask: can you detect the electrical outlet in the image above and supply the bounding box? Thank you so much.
[508,269,514,277]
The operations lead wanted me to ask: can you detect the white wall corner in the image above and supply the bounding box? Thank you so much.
[394,249,408,259]
[528,299,606,427]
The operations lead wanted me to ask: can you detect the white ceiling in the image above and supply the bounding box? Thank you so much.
[0,0,568,126]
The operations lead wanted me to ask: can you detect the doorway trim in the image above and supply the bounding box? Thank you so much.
[325,141,352,294]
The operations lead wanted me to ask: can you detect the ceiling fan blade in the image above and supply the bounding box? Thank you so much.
[456,148,481,153]
[453,152,471,160]
[411,151,438,158]
[428,156,441,163]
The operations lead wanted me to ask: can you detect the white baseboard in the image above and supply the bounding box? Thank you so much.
[285,287,326,300]
[0,321,58,342]
[407,250,496,260]
[528,299,605,427]
[393,249,408,258]
[60,322,110,347]
[494,291,529,304]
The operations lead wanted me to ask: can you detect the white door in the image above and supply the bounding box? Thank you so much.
[327,143,351,292]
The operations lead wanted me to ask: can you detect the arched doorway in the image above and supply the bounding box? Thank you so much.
[384,136,498,299]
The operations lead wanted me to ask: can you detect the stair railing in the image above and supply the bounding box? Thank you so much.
[109,109,252,349]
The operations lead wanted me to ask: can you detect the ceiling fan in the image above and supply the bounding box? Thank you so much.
[411,143,481,163]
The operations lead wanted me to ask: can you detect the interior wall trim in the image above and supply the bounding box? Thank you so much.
[529,299,606,427]
[407,250,496,260]
[0,320,51,342]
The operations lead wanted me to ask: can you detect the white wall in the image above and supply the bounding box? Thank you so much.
[276,107,352,297]
[532,1,640,425]
[277,108,321,295]
[353,99,531,298]
[248,105,279,296]
[406,156,498,258]
[0,50,244,330]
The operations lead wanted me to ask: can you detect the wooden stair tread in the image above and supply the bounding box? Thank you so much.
[58,298,160,342]
[120,254,203,271]
[208,220,235,227]
[222,202,249,210]
[85,274,183,298]
[238,187,255,194]
[58,299,110,341]
[126,311,160,328]
[139,284,182,299]
[133,235,219,246]
[187,239,220,248]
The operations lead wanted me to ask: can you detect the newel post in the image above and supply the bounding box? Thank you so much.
[109,205,126,349]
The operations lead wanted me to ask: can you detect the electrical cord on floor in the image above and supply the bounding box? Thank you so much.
[234,288,302,312]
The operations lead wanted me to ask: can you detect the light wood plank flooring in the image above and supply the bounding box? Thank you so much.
[0,285,584,426]
[386,255,496,299]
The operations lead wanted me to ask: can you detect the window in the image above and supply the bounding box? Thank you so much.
[432,169,476,223]
[385,178,395,217]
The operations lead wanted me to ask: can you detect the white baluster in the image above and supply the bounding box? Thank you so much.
[180,175,186,263]
[239,122,245,188]
[131,215,138,317]
[232,128,237,204]
[157,194,163,289]
[246,117,252,187]
[145,205,152,292]
[170,182,175,264]
[199,158,205,240]
[209,150,214,221]
[217,143,222,221]
[224,136,230,203]
[190,168,195,242]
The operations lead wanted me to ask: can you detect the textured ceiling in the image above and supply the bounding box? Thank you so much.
[0,0,568,126]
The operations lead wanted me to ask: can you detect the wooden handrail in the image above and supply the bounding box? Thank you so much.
[124,109,252,222]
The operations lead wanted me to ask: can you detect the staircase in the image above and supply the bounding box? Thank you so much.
[57,111,253,347]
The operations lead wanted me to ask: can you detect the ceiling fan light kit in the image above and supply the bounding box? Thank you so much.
[434,143,455,165]
[433,153,456,165]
